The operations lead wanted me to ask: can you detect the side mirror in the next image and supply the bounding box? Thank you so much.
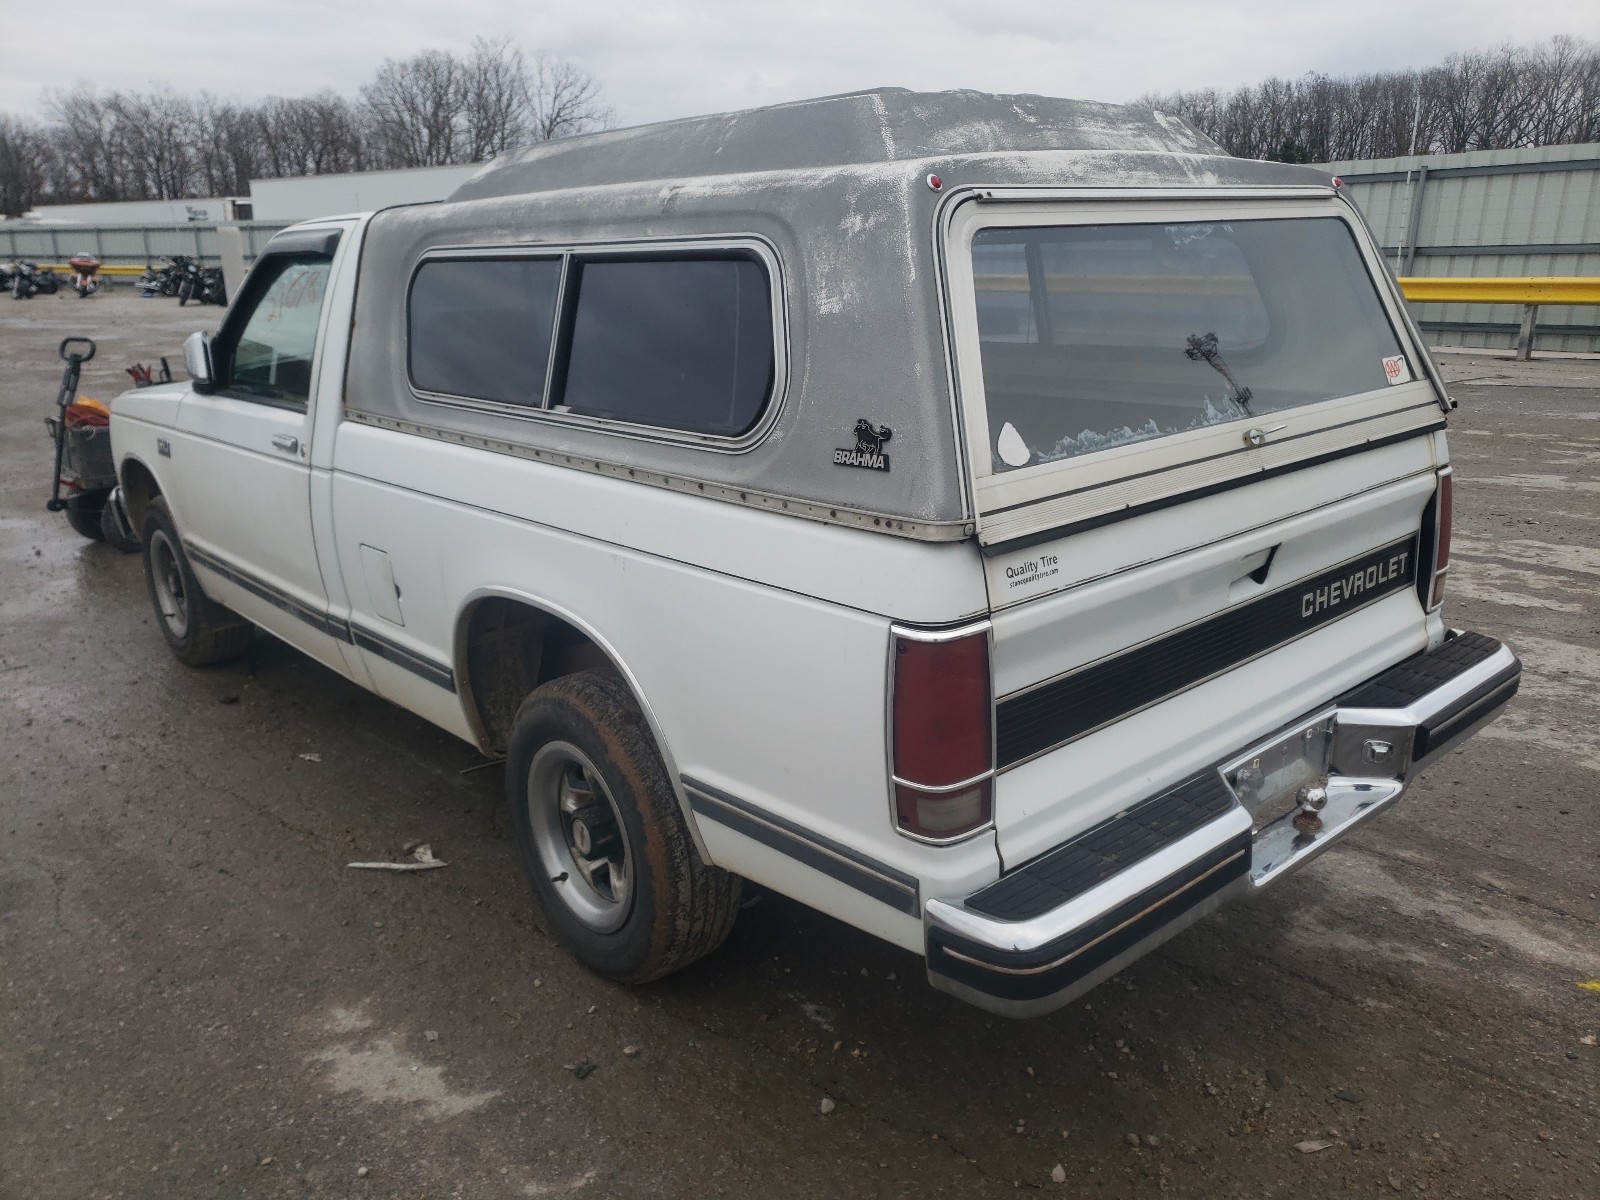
[182,330,215,392]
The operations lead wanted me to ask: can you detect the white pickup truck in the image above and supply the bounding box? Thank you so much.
[108,89,1520,1016]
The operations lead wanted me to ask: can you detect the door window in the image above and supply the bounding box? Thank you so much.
[214,253,332,405]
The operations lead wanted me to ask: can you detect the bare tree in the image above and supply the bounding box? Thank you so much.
[361,49,466,168]
[528,53,615,141]
[1140,36,1600,162]
[107,90,201,199]
[462,36,532,160]
[0,116,51,216]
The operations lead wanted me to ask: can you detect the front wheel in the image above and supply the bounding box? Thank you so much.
[140,497,253,666]
[177,278,193,305]
[507,669,741,984]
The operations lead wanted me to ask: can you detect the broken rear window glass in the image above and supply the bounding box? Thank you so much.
[970,217,1406,473]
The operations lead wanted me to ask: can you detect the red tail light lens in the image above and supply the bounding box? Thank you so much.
[1429,470,1453,609]
[891,626,993,841]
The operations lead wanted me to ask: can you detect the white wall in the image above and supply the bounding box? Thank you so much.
[21,197,244,225]
[247,164,483,222]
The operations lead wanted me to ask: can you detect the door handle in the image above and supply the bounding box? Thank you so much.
[271,433,300,455]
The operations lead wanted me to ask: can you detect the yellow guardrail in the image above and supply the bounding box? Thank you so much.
[1396,276,1600,305]
[1395,276,1599,360]
[37,263,150,277]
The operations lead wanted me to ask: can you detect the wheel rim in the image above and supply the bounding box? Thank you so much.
[148,530,189,639]
[525,741,633,933]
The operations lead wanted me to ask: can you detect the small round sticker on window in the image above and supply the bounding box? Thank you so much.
[1382,354,1409,385]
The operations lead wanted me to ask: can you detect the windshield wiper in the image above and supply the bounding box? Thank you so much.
[1185,332,1253,415]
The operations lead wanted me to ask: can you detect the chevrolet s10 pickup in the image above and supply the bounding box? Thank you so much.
[108,89,1520,1015]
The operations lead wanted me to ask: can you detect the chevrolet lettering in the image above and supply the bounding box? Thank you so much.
[106,88,1518,1018]
[1303,550,1411,618]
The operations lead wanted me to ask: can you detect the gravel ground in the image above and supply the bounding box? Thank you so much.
[1,293,1596,1199]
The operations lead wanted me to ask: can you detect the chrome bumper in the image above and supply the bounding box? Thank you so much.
[924,631,1520,1018]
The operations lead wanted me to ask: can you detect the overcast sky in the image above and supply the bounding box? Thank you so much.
[2,0,1595,126]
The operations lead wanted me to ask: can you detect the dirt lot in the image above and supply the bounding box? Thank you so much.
[1,293,1595,1200]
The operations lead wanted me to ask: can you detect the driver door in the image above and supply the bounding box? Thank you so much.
[168,228,356,677]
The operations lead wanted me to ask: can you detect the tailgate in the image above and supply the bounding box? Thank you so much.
[984,449,1437,865]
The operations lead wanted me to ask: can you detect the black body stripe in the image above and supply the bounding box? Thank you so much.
[184,542,455,693]
[982,424,1444,556]
[185,544,348,640]
[682,776,920,916]
[349,625,457,692]
[995,536,1418,768]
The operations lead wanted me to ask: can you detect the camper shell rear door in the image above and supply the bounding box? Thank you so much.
[939,187,1451,867]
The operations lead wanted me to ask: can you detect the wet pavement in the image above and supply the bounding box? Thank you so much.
[1,294,1596,1199]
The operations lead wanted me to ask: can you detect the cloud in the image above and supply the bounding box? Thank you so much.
[3,0,1594,126]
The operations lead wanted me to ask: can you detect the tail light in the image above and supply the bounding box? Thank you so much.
[890,623,994,841]
[1425,468,1453,610]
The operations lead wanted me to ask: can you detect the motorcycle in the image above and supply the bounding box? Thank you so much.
[138,255,194,298]
[200,265,227,306]
[67,253,101,298]
[172,256,202,304]
[43,337,139,551]
[10,260,60,299]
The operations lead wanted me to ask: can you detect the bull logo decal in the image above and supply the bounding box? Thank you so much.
[854,420,892,454]
[835,420,893,472]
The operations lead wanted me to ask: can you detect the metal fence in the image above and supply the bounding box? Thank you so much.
[0,222,293,274]
[1323,144,1600,354]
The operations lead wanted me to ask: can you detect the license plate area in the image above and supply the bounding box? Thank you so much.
[1221,712,1334,831]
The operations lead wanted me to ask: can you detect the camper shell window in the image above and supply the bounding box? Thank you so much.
[406,246,776,441]
[970,216,1407,473]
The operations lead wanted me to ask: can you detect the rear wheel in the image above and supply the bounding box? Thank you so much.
[507,669,741,984]
[140,497,252,666]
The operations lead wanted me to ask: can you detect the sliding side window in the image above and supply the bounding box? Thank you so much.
[409,257,562,406]
[406,248,775,440]
[556,255,774,438]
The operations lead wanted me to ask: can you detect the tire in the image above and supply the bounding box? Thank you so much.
[64,493,107,541]
[12,277,26,299]
[178,278,193,306]
[506,669,741,984]
[140,496,253,666]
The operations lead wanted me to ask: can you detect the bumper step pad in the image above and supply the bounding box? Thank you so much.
[967,772,1236,922]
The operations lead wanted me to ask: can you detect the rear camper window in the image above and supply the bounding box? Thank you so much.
[970,217,1406,472]
[409,258,562,406]
[407,249,775,440]
[559,256,774,437]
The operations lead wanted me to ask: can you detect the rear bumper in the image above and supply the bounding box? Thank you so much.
[924,630,1520,1017]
